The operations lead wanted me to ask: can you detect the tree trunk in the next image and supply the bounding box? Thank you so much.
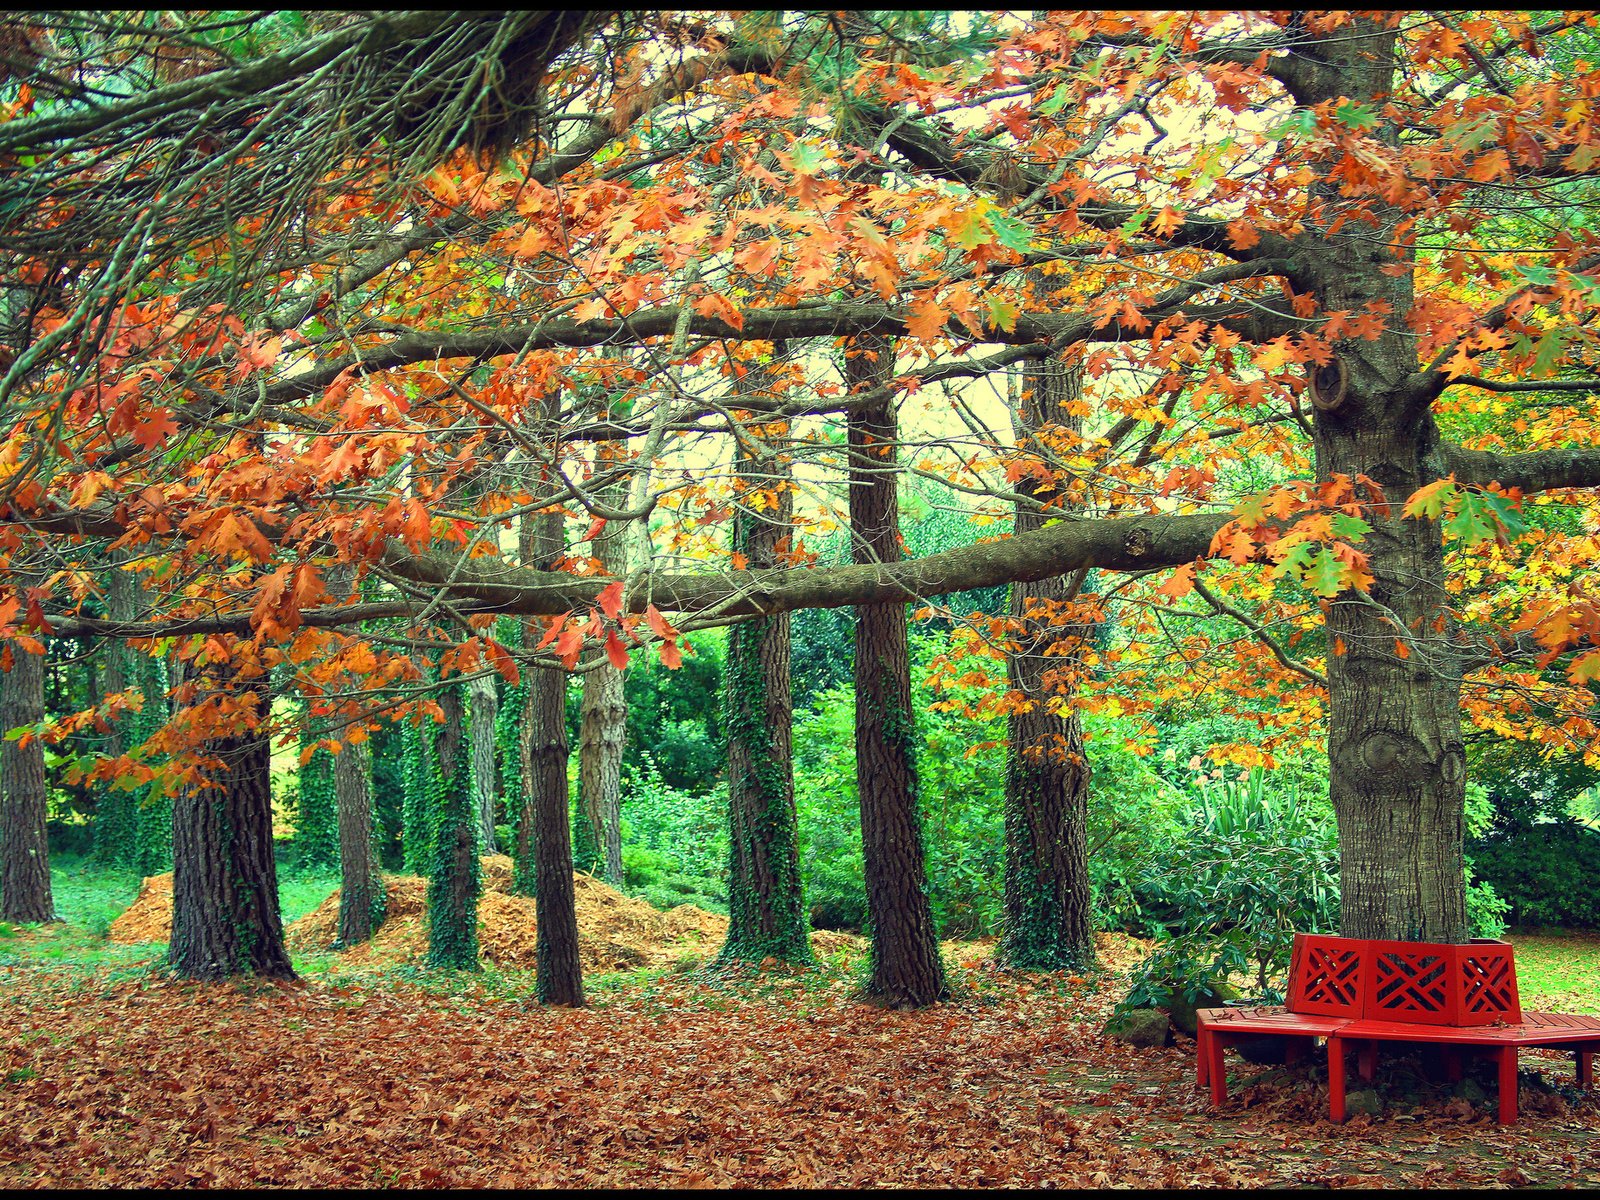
[469,673,500,852]
[847,336,944,1007]
[1299,19,1468,942]
[520,506,584,1005]
[93,566,137,867]
[133,653,172,876]
[335,736,383,946]
[577,660,625,882]
[717,351,809,966]
[169,691,293,979]
[426,685,481,968]
[1,648,54,924]
[576,469,628,884]
[1000,351,1096,970]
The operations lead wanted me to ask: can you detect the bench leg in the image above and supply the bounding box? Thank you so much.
[1576,1049,1592,1089]
[1498,1045,1518,1126]
[1208,1032,1228,1107]
[1328,1035,1346,1124]
[1284,1037,1306,1066]
[1357,1039,1376,1083]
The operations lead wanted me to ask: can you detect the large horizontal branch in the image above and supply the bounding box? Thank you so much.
[1443,444,1600,494]
[41,508,1232,640]
[256,265,1295,410]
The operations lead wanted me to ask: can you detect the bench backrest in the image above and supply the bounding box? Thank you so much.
[1288,932,1521,1026]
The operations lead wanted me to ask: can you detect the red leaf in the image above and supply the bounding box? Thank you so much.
[645,603,677,640]
[658,638,683,670]
[597,580,624,620]
[604,630,630,671]
[486,638,520,685]
[535,612,569,651]
[132,408,179,450]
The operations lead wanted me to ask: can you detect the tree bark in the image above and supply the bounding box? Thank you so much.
[1300,19,1468,942]
[576,468,628,884]
[520,505,584,1005]
[426,685,481,968]
[1,648,54,924]
[577,661,625,881]
[335,736,382,946]
[847,336,944,1007]
[93,566,137,866]
[717,350,809,966]
[468,673,500,852]
[1001,351,1095,971]
[169,689,293,979]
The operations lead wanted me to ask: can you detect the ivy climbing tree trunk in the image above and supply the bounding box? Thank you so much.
[133,653,172,876]
[1000,350,1096,971]
[468,673,499,852]
[846,335,944,1008]
[519,504,584,1005]
[716,349,809,966]
[1,647,54,924]
[426,684,481,969]
[93,564,137,866]
[169,684,293,980]
[297,710,339,870]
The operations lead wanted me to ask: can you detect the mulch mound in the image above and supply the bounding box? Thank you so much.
[109,855,865,972]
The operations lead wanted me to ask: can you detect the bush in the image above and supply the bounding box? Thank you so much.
[1469,821,1600,928]
[1120,769,1340,1008]
[618,754,727,909]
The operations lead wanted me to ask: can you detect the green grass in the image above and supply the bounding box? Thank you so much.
[46,856,143,938]
[1510,930,1600,1014]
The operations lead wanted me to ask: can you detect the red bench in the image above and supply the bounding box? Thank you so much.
[1195,933,1600,1125]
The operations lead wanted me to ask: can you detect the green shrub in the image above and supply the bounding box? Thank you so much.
[1470,822,1600,928]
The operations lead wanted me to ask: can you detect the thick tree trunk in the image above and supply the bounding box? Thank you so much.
[1,648,54,924]
[468,673,499,852]
[847,336,944,1007]
[520,506,584,1005]
[717,353,808,966]
[1300,19,1468,943]
[1000,350,1095,970]
[335,736,382,946]
[169,692,293,979]
[426,686,481,969]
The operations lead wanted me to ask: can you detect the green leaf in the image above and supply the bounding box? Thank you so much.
[985,295,1019,332]
[789,141,827,176]
[1268,108,1319,140]
[1514,263,1559,288]
[1532,327,1566,376]
[1332,100,1379,131]
[1329,513,1372,539]
[1301,547,1346,598]
[986,210,1036,253]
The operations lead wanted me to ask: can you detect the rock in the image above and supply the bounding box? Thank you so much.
[1165,983,1239,1037]
[1345,1088,1383,1117]
[1453,1077,1488,1105]
[1104,1007,1171,1049]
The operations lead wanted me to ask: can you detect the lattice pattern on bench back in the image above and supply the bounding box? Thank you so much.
[1288,933,1365,1018]
[1457,939,1522,1026]
[1367,941,1455,1025]
[1287,933,1521,1026]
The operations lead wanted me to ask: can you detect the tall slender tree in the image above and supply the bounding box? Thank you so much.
[426,684,481,969]
[1000,349,1096,970]
[846,336,944,1007]
[519,502,584,1005]
[717,347,809,966]
[576,461,628,883]
[1,646,53,924]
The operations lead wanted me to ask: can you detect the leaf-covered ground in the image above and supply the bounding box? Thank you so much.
[3,933,1598,1189]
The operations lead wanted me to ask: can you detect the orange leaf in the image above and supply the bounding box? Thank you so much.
[659,638,683,670]
[604,630,630,671]
[597,580,624,620]
[1394,639,1410,660]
